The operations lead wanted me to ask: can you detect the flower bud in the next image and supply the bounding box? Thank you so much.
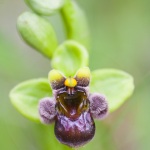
[17,11,58,58]
[25,0,65,15]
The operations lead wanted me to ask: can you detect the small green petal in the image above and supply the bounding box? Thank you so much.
[48,69,66,90]
[75,67,91,79]
[75,67,91,87]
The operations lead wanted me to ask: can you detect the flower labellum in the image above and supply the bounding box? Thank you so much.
[39,67,108,148]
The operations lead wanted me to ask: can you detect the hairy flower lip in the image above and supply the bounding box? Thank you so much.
[55,111,95,148]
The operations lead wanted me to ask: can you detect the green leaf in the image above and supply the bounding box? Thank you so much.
[51,40,89,77]
[25,0,65,15]
[17,11,58,58]
[90,69,134,112]
[9,78,52,122]
[61,0,90,50]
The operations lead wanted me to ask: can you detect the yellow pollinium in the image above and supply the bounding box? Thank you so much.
[64,78,77,87]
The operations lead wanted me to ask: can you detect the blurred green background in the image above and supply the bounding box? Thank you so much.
[0,0,150,150]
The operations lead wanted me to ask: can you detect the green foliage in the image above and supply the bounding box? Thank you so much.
[90,69,134,112]
[10,78,52,122]
[25,0,65,15]
[17,11,58,58]
[51,40,89,77]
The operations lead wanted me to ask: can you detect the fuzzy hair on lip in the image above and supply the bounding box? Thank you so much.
[39,97,56,124]
[89,93,108,119]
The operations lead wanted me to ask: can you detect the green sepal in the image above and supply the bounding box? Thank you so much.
[90,69,134,112]
[9,78,52,122]
[51,40,89,77]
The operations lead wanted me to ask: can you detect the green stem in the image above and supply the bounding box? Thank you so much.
[60,0,90,50]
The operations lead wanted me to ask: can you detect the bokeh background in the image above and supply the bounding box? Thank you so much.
[0,0,150,150]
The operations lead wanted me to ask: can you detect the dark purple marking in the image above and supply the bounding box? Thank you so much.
[55,111,95,148]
